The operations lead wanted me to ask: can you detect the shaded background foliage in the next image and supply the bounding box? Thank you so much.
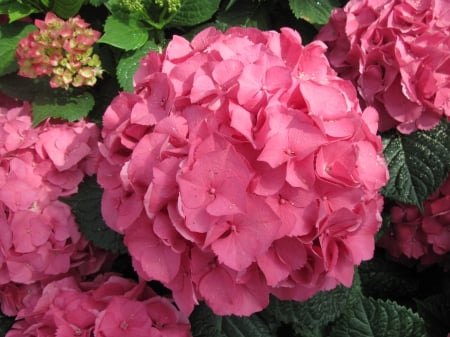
[0,0,449,336]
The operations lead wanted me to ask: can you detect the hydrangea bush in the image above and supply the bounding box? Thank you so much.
[0,0,449,336]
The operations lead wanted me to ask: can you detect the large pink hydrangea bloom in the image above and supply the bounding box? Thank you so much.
[0,97,106,287]
[317,0,450,133]
[98,26,389,316]
[378,174,450,269]
[6,273,191,337]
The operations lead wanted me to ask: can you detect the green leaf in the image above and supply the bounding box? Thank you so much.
[116,39,161,92]
[266,284,356,335]
[0,0,15,14]
[215,0,271,30]
[41,0,84,18]
[32,91,95,126]
[6,1,37,22]
[0,313,14,336]
[98,15,149,51]
[0,74,50,101]
[61,176,127,254]
[331,296,426,337]
[190,303,273,337]
[170,0,221,26]
[416,292,450,337]
[0,74,95,125]
[382,119,450,209]
[288,0,339,25]
[0,22,36,76]
[359,254,420,299]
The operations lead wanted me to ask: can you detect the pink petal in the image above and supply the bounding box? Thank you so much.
[125,216,181,283]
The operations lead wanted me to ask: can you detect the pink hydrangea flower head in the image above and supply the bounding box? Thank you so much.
[16,12,103,90]
[99,26,389,316]
[0,100,108,286]
[6,274,191,337]
[379,174,450,268]
[317,0,450,133]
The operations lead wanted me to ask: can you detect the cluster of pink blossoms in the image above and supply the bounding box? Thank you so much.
[5,273,191,337]
[378,174,450,269]
[98,26,389,316]
[16,12,103,89]
[0,94,107,288]
[0,92,191,336]
[317,0,450,134]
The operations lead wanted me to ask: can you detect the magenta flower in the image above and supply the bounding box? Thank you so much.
[379,174,450,268]
[16,12,103,89]
[317,0,450,133]
[98,26,389,316]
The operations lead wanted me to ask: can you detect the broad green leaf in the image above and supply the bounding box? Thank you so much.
[32,91,95,126]
[416,292,450,337]
[359,254,420,299]
[98,15,149,51]
[0,23,36,76]
[215,0,271,30]
[170,0,221,26]
[382,119,450,209]
[288,0,339,25]
[190,303,273,337]
[0,74,94,124]
[0,313,14,336]
[6,1,37,22]
[330,296,426,337]
[0,74,50,101]
[61,176,127,254]
[44,0,84,18]
[266,284,356,335]
[116,39,161,92]
[0,0,15,14]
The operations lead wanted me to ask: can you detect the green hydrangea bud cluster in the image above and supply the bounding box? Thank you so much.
[16,12,103,90]
[118,0,145,12]
[153,0,182,13]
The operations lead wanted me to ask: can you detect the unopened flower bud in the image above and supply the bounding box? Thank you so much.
[16,12,103,90]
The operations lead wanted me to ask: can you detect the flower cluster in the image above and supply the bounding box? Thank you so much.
[154,0,182,13]
[98,26,389,316]
[16,12,103,89]
[0,97,106,287]
[317,0,450,134]
[378,174,450,269]
[5,273,191,337]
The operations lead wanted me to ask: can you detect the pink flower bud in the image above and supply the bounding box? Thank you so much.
[16,12,103,90]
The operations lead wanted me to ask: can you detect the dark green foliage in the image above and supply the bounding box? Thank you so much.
[61,176,127,254]
[382,119,450,209]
